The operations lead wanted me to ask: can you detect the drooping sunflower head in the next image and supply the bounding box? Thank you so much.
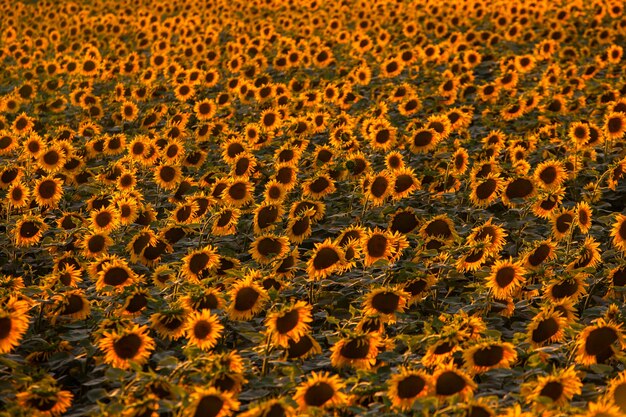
[362,287,408,322]
[306,239,345,280]
[462,340,518,374]
[431,365,476,400]
[228,275,270,321]
[521,365,582,409]
[293,372,347,411]
[250,234,290,265]
[387,367,430,411]
[186,387,240,417]
[330,332,380,370]
[575,318,625,365]
[527,307,567,347]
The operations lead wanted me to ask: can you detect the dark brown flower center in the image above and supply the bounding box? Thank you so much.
[313,247,340,270]
[495,266,516,288]
[585,326,618,356]
[234,287,260,311]
[103,267,130,286]
[435,371,467,396]
[113,333,142,359]
[304,382,334,407]
[472,345,504,367]
[397,375,426,399]
[531,317,559,343]
[371,291,400,314]
[276,309,300,334]
[193,320,212,340]
[505,178,534,199]
[194,395,224,417]
[539,381,563,402]
[61,294,85,315]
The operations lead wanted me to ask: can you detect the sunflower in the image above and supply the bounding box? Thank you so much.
[38,146,66,173]
[462,340,517,374]
[527,307,567,347]
[575,318,625,365]
[455,247,487,272]
[470,173,504,208]
[154,164,182,190]
[228,275,270,320]
[98,324,155,369]
[238,398,296,417]
[363,171,393,206]
[96,259,137,292]
[0,302,30,354]
[367,120,397,152]
[119,289,148,316]
[485,259,526,300]
[212,207,240,236]
[184,387,239,417]
[34,176,64,208]
[451,147,470,175]
[604,371,626,414]
[552,209,576,240]
[294,372,347,411]
[521,366,582,409]
[534,160,566,190]
[387,367,430,411]
[14,214,47,247]
[274,248,299,279]
[362,287,409,323]
[265,301,312,348]
[501,176,535,207]
[284,333,323,360]
[531,188,565,219]
[420,215,457,242]
[523,240,557,269]
[567,237,602,271]
[605,112,626,140]
[421,336,461,367]
[12,112,34,134]
[302,174,336,200]
[389,208,419,235]
[250,234,290,265]
[306,239,345,280]
[181,245,220,281]
[194,98,216,120]
[409,128,441,153]
[391,167,420,200]
[431,365,476,400]
[404,275,437,305]
[576,398,623,417]
[466,219,508,255]
[330,332,380,370]
[15,387,73,417]
[90,207,120,234]
[544,274,587,302]
[185,309,223,351]
[115,196,140,225]
[224,178,254,207]
[286,209,313,244]
[0,130,18,155]
[53,290,90,321]
[151,310,187,341]
[610,214,626,254]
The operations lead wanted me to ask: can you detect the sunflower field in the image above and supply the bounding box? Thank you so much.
[3,0,626,416]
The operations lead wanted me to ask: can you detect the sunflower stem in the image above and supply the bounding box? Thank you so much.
[261,333,272,376]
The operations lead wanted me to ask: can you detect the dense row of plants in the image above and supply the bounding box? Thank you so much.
[2,0,626,416]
